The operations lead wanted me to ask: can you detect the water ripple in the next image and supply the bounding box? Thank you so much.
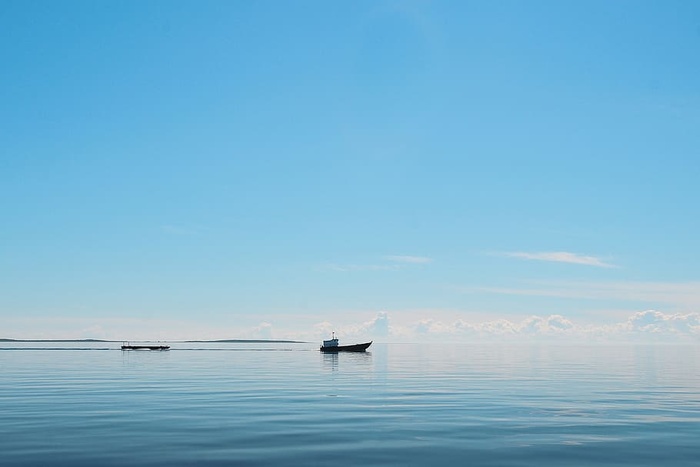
[1,343,699,466]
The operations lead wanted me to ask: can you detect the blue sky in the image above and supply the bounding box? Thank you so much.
[2,0,699,341]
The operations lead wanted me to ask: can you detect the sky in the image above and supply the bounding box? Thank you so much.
[1,0,699,342]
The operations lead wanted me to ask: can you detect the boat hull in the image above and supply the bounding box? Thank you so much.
[320,341,372,352]
[121,345,170,351]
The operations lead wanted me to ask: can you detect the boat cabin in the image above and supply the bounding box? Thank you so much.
[323,332,339,348]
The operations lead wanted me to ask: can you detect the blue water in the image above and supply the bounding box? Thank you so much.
[1,342,699,466]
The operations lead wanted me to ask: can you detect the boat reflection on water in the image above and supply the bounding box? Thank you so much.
[321,346,373,373]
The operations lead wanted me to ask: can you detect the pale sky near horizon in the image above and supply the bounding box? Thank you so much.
[2,0,699,342]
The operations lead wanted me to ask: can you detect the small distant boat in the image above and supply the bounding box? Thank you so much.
[320,333,372,353]
[121,342,170,351]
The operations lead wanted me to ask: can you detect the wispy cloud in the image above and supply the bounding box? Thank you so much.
[384,255,433,264]
[501,251,616,268]
[470,280,700,309]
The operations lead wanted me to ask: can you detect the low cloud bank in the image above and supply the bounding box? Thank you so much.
[314,310,700,343]
[625,310,700,335]
[7,310,699,343]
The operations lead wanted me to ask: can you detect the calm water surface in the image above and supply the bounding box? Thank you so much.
[1,342,699,466]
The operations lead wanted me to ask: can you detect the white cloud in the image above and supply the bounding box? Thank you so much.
[312,310,699,343]
[314,312,390,341]
[313,321,336,338]
[405,314,577,340]
[477,319,520,335]
[363,311,390,336]
[624,310,700,335]
[502,251,616,268]
[519,315,575,334]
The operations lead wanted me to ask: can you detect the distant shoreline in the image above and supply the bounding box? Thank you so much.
[0,338,306,344]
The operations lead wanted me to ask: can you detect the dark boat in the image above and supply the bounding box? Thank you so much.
[121,343,170,351]
[319,333,371,352]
